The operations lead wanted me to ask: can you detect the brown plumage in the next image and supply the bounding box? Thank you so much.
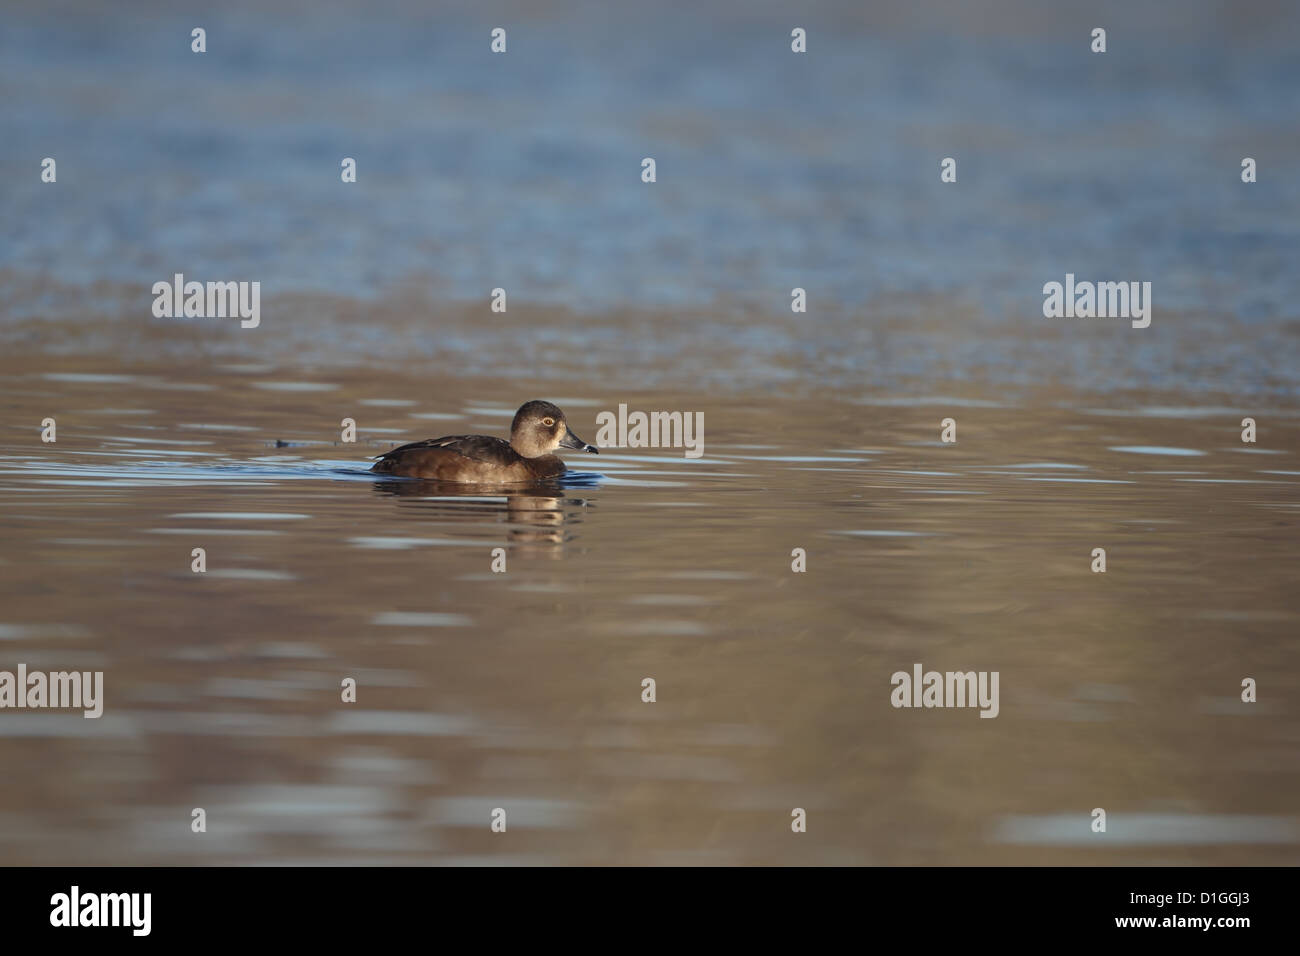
[371,400,598,483]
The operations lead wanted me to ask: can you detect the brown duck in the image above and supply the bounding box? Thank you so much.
[371,400,598,483]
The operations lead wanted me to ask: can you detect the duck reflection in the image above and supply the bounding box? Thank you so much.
[371,478,594,551]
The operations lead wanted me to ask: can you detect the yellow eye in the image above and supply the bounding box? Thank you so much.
[542,417,555,427]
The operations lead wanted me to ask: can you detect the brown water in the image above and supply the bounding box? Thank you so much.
[2,354,1297,865]
[5,0,1299,868]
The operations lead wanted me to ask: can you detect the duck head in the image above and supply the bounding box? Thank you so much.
[509,400,599,459]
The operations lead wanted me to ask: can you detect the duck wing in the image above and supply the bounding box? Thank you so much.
[373,434,517,466]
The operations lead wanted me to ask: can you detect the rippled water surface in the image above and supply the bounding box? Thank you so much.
[1,363,1297,864]
[3,0,1299,866]
[5,0,1300,397]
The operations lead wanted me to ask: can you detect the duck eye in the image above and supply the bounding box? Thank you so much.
[542,417,555,427]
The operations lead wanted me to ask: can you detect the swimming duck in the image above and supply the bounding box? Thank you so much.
[371,400,598,483]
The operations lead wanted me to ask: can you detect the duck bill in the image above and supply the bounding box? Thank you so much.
[559,430,599,454]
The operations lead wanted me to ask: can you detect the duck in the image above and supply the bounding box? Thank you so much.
[371,400,598,483]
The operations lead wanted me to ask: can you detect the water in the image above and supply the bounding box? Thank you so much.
[2,0,1299,865]
[1,362,1297,864]
[4,0,1300,396]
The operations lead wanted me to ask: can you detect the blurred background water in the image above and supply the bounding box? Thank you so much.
[1,0,1298,865]
[2,0,1299,394]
